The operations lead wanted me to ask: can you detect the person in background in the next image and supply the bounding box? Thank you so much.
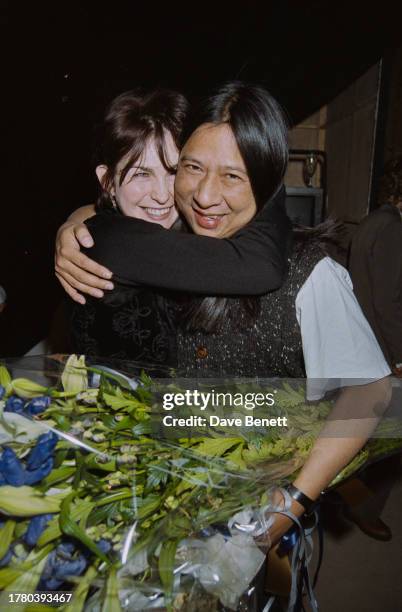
[339,157,402,541]
[349,156,402,374]
[0,286,7,314]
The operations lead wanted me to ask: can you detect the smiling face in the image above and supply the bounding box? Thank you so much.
[97,131,179,228]
[174,123,257,238]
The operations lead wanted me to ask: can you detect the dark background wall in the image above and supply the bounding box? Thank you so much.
[0,0,400,355]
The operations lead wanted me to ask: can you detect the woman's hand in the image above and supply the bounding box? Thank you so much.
[55,221,114,304]
[256,488,304,549]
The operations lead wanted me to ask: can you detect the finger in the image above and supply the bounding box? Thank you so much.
[58,248,113,280]
[58,269,105,299]
[56,273,86,305]
[56,259,113,292]
[75,224,95,248]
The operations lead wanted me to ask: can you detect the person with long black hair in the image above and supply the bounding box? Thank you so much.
[55,82,391,545]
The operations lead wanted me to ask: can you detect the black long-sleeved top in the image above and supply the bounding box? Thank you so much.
[83,186,292,295]
[70,187,292,365]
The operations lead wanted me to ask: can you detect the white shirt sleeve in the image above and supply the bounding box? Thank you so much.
[295,257,391,400]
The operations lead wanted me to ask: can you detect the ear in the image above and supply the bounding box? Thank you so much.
[95,165,110,190]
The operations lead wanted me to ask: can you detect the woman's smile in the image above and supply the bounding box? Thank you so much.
[140,205,175,222]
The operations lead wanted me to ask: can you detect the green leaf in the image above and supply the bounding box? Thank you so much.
[146,461,170,490]
[0,552,49,612]
[102,393,139,411]
[158,539,178,606]
[0,365,11,389]
[0,545,54,589]
[40,466,76,489]
[67,565,98,612]
[0,520,15,560]
[132,421,152,436]
[0,567,20,589]
[38,498,91,547]
[137,494,162,519]
[52,412,72,431]
[226,443,246,470]
[164,513,192,539]
[94,489,133,508]
[194,437,243,457]
[59,493,109,564]
[101,567,122,612]
[0,486,66,516]
[101,413,134,432]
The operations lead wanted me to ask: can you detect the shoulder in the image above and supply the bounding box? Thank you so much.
[296,257,353,314]
[354,204,401,235]
[305,256,351,287]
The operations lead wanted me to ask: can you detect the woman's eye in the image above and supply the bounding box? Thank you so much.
[134,171,149,178]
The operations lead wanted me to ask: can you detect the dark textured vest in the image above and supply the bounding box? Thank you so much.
[177,239,326,378]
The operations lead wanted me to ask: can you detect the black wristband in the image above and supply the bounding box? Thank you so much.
[286,484,317,515]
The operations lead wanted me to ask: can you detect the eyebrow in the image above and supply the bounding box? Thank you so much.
[180,156,247,174]
[180,156,202,164]
[129,166,154,173]
[222,165,247,174]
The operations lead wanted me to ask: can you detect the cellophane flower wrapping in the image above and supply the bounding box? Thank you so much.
[0,354,401,611]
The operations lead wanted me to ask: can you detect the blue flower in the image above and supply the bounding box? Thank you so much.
[26,432,59,470]
[39,542,88,590]
[25,457,54,485]
[53,555,87,581]
[25,396,51,416]
[0,448,25,486]
[0,385,5,400]
[0,547,13,568]
[24,514,54,547]
[96,539,112,555]
[4,396,25,415]
[0,436,57,487]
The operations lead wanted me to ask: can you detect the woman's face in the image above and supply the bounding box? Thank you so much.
[97,132,179,229]
[174,123,257,238]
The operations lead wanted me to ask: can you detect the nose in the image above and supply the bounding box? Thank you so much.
[151,175,172,205]
[194,173,222,209]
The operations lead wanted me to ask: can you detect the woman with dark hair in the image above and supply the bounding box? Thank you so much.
[56,81,391,547]
[65,88,188,363]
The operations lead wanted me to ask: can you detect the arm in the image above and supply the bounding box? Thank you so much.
[55,205,114,304]
[265,256,392,544]
[268,377,391,544]
[83,187,292,295]
[55,187,291,300]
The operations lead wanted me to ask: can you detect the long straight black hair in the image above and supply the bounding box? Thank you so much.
[181,81,289,209]
[181,81,289,333]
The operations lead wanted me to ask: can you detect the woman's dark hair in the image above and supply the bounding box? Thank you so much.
[181,81,289,333]
[95,88,188,210]
[181,80,289,209]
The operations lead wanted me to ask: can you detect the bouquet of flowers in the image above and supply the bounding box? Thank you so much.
[0,355,401,611]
